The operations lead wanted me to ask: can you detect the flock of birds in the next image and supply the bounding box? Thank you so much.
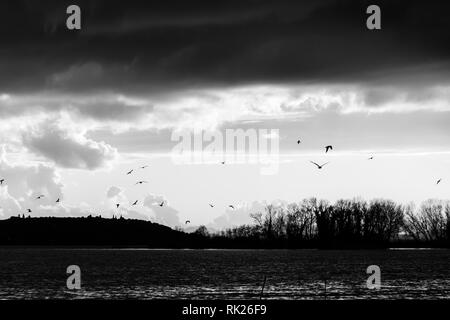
[119,165,238,225]
[0,188,62,215]
[303,143,442,187]
[0,162,236,226]
[0,141,444,225]
[306,143,364,170]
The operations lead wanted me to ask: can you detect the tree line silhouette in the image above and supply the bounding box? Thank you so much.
[0,198,449,248]
[204,198,450,248]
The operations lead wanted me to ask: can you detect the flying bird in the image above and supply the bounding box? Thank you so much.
[27,209,32,213]
[185,220,190,224]
[135,181,148,185]
[221,161,225,165]
[116,204,120,209]
[368,156,374,160]
[310,161,329,170]
[140,165,149,169]
[437,179,442,185]
[126,169,134,175]
[325,145,333,153]
[297,140,301,144]
[159,201,164,207]
[36,195,45,199]
[56,198,60,203]
[229,205,235,209]
[209,204,215,208]
[132,200,138,206]
[0,179,4,185]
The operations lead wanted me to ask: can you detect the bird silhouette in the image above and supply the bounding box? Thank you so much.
[159,201,164,207]
[368,156,374,160]
[209,204,215,208]
[437,179,442,185]
[36,195,45,199]
[221,161,225,164]
[135,181,148,185]
[140,165,149,169]
[132,200,138,206]
[297,140,301,144]
[56,198,60,203]
[126,169,134,175]
[229,205,235,209]
[0,179,4,185]
[325,145,333,153]
[310,161,329,169]
[27,209,32,213]
[185,220,190,224]
[116,203,120,209]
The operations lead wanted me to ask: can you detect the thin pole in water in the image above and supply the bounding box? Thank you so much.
[260,275,267,300]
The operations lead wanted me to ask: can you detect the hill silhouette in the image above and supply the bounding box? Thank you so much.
[0,216,204,247]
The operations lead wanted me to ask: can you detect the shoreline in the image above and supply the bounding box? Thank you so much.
[0,246,448,250]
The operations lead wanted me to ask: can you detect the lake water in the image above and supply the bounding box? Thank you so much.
[0,248,449,299]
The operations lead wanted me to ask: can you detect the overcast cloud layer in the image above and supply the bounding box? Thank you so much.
[1,0,450,92]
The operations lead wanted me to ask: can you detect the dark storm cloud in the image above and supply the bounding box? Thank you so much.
[1,0,450,94]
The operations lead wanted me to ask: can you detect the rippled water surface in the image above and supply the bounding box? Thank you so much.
[0,248,449,299]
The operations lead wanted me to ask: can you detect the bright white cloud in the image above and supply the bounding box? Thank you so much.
[22,118,118,170]
[0,147,64,217]
[143,193,181,227]
[106,186,122,198]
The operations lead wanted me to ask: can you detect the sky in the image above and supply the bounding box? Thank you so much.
[0,0,449,230]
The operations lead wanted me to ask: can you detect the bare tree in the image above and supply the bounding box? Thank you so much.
[404,199,449,242]
[285,201,316,242]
